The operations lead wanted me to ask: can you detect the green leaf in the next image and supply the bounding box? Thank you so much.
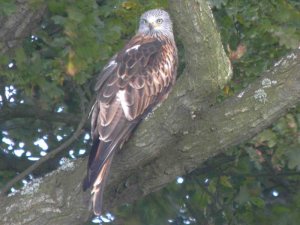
[286,114,297,134]
[245,146,263,170]
[220,176,233,188]
[0,0,16,16]
[273,27,299,49]
[274,117,290,135]
[235,185,250,205]
[250,197,265,208]
[209,0,228,9]
[0,55,9,66]
[15,47,26,65]
[67,7,84,23]
[51,15,66,25]
[208,179,217,193]
[273,205,289,214]
[47,0,67,14]
[253,129,277,148]
[286,148,300,170]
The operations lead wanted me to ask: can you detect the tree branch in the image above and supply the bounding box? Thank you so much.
[1,48,299,225]
[104,48,300,211]
[0,151,32,173]
[0,0,46,54]
[0,104,86,129]
[1,0,300,224]
[0,98,94,196]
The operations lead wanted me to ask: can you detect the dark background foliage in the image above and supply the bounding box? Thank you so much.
[0,0,299,224]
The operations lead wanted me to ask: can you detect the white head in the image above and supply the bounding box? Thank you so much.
[138,9,174,39]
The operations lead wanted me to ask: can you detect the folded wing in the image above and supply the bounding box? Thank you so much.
[83,35,177,215]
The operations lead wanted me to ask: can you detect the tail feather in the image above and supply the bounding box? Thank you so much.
[92,155,114,215]
[83,121,140,215]
[82,140,110,191]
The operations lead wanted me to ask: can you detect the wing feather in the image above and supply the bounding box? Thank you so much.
[84,34,177,215]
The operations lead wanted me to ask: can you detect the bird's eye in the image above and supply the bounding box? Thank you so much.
[141,19,147,24]
[156,18,163,24]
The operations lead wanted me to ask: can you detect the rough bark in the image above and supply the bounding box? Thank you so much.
[0,0,46,54]
[1,48,299,225]
[1,0,300,225]
[105,49,300,210]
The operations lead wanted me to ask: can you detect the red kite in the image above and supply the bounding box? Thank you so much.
[83,9,178,215]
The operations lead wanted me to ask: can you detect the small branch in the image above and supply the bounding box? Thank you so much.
[220,171,300,178]
[0,104,88,129]
[0,1,299,224]
[0,99,94,196]
[0,151,32,173]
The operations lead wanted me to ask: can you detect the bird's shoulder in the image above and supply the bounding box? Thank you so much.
[95,35,167,93]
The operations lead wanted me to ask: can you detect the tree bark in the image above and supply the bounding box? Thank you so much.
[1,0,300,224]
[0,0,46,54]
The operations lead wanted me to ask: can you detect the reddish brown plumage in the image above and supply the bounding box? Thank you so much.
[83,12,177,215]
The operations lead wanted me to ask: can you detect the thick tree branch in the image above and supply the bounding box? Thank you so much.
[104,48,300,210]
[0,100,91,196]
[0,94,95,193]
[1,0,300,224]
[1,48,299,225]
[0,0,46,54]
[170,0,232,98]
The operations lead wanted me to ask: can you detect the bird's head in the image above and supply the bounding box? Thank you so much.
[138,9,174,39]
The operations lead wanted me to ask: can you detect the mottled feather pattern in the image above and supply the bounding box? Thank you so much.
[83,9,177,216]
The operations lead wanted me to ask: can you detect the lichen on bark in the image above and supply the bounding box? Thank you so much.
[1,0,300,224]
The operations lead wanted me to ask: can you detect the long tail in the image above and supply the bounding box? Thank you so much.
[82,139,115,216]
[91,154,114,215]
[83,121,139,215]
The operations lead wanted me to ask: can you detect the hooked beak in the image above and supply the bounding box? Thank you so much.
[148,22,157,30]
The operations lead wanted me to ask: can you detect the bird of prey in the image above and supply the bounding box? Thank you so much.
[83,9,178,215]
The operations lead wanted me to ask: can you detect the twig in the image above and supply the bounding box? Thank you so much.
[0,105,84,128]
[0,98,95,196]
[219,171,300,177]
